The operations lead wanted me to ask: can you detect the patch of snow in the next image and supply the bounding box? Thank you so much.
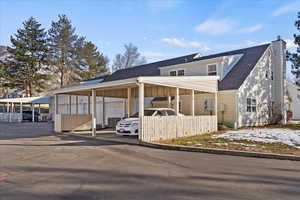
[214,129,300,147]
[212,143,228,146]
[230,142,256,147]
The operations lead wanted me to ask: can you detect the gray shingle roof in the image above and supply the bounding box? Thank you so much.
[104,44,270,91]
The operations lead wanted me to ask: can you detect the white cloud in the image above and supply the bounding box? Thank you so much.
[195,19,236,35]
[272,2,300,16]
[286,39,297,49]
[161,38,210,51]
[241,24,264,33]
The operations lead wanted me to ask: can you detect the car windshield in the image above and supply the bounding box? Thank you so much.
[166,110,176,116]
[130,110,156,117]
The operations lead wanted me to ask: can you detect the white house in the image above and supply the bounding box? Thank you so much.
[52,37,286,142]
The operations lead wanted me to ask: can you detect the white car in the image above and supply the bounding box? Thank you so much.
[116,108,183,136]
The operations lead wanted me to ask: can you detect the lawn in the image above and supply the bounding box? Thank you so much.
[159,124,300,156]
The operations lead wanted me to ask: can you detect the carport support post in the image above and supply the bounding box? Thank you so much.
[168,96,172,108]
[175,88,180,115]
[54,94,58,115]
[127,88,132,117]
[102,96,105,128]
[138,83,144,139]
[191,90,195,116]
[32,104,35,122]
[20,102,23,122]
[92,89,96,137]
[69,95,72,114]
[75,96,78,114]
[215,92,218,128]
[9,102,12,122]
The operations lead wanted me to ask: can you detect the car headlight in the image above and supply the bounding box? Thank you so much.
[132,122,139,126]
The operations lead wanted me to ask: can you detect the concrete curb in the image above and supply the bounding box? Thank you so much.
[140,141,300,161]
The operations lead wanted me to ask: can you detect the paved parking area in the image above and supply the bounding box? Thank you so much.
[1,122,300,200]
[71,128,139,145]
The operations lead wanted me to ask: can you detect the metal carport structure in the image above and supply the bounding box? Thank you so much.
[0,96,52,122]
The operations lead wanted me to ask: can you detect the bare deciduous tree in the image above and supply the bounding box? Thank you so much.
[112,43,146,72]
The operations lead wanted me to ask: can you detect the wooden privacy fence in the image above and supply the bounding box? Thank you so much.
[55,114,92,132]
[140,116,217,142]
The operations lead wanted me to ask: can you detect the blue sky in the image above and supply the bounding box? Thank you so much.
[0,0,299,78]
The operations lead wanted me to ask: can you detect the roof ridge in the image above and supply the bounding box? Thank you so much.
[112,52,198,73]
[112,43,270,73]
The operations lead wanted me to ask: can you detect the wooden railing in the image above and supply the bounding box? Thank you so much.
[140,115,217,142]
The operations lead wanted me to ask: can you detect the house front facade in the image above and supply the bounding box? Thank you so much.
[151,38,286,127]
[54,37,286,130]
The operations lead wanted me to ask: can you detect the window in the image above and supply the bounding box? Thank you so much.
[170,71,177,76]
[177,70,185,76]
[246,98,257,112]
[271,71,274,80]
[169,69,185,76]
[204,99,213,112]
[208,64,217,76]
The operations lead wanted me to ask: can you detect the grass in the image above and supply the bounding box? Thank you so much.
[159,124,300,156]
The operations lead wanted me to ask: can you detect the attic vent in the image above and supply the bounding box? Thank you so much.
[193,53,202,59]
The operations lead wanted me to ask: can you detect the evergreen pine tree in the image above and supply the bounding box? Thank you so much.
[288,12,300,86]
[48,14,78,87]
[77,41,109,80]
[3,17,48,96]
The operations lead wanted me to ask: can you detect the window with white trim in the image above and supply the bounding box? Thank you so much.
[177,69,184,76]
[170,71,177,76]
[169,69,185,76]
[246,98,257,112]
[208,64,217,76]
[271,71,274,80]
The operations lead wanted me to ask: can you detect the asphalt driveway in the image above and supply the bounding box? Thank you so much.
[0,122,300,200]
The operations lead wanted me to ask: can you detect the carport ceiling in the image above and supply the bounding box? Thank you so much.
[53,76,219,98]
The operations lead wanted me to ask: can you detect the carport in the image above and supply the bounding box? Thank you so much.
[53,76,219,142]
[0,96,51,122]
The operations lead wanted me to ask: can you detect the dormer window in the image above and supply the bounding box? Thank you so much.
[169,69,185,76]
[208,64,217,76]
[177,70,184,76]
[170,71,177,76]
